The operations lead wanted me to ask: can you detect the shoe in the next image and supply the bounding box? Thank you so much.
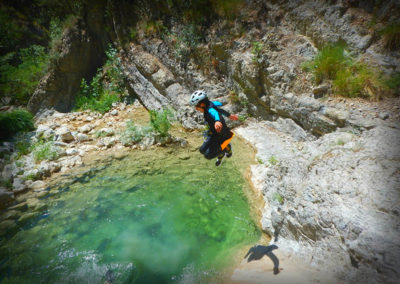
[215,152,225,166]
[225,144,232,158]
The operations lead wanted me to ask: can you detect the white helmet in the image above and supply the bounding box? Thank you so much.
[190,90,207,106]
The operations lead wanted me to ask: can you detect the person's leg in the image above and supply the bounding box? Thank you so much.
[200,136,212,155]
[203,137,223,160]
[225,144,232,157]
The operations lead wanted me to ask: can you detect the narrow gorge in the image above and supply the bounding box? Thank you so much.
[1,1,399,283]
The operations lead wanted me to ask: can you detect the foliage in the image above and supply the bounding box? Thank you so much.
[380,23,400,50]
[74,45,124,113]
[0,179,12,189]
[104,46,125,93]
[0,109,35,141]
[272,192,284,205]
[336,139,345,146]
[303,43,394,99]
[15,135,33,159]
[149,109,174,137]
[120,120,152,145]
[212,0,244,20]
[0,45,49,105]
[75,87,119,114]
[268,155,278,166]
[0,6,24,54]
[145,20,168,37]
[384,72,400,95]
[302,43,350,84]
[251,41,263,63]
[31,139,59,162]
[238,115,247,122]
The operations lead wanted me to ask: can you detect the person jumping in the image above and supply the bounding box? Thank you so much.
[190,90,238,166]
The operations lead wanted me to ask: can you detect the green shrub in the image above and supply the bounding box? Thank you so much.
[120,120,152,145]
[75,88,119,114]
[0,109,35,141]
[303,43,393,99]
[74,45,124,113]
[149,109,174,137]
[32,140,59,162]
[0,45,49,105]
[104,45,125,94]
[305,43,350,84]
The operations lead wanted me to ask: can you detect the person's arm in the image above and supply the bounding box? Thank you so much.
[208,108,223,133]
[212,101,239,121]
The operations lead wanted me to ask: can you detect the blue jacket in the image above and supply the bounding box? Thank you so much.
[204,101,232,139]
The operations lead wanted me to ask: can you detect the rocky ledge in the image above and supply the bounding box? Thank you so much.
[235,116,400,283]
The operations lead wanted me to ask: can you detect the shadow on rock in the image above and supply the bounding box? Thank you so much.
[244,244,280,275]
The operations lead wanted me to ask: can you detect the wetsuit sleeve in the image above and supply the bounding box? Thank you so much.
[211,101,231,117]
[208,108,220,121]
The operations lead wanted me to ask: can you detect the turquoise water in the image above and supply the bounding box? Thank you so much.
[0,148,260,283]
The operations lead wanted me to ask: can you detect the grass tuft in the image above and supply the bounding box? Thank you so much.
[303,43,396,99]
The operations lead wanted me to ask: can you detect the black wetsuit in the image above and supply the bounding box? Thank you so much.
[199,101,233,159]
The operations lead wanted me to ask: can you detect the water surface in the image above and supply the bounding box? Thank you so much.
[0,146,260,283]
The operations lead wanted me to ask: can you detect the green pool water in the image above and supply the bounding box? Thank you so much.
[0,147,260,283]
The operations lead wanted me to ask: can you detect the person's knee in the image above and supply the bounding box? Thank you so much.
[203,151,215,160]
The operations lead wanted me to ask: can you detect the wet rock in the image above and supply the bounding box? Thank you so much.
[9,201,27,211]
[0,210,21,221]
[0,187,14,207]
[0,219,17,235]
[18,212,37,223]
[30,180,47,190]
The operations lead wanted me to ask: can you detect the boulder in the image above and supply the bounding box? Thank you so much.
[78,124,93,133]
[12,178,26,194]
[76,133,90,142]
[30,180,47,190]
[56,126,75,143]
[2,164,14,180]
